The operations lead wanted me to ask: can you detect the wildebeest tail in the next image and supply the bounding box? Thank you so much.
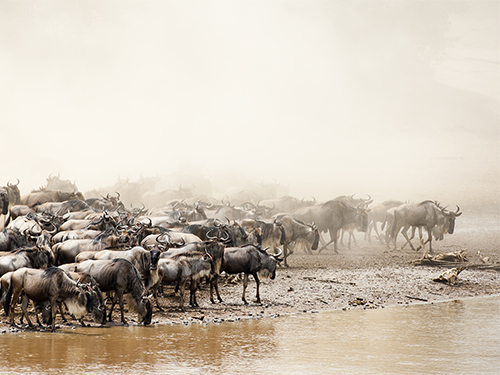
[3,283,13,316]
[278,224,286,245]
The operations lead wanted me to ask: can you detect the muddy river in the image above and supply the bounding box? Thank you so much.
[1,295,498,374]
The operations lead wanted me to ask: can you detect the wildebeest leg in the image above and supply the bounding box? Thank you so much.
[189,277,199,307]
[318,229,337,253]
[242,273,249,304]
[425,227,433,255]
[108,291,121,323]
[151,285,163,311]
[21,294,35,328]
[116,290,127,325]
[283,244,290,268]
[50,298,58,331]
[210,274,223,303]
[401,227,414,250]
[178,278,187,311]
[253,272,261,304]
[400,225,416,251]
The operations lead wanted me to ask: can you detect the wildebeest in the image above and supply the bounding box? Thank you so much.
[210,245,283,304]
[52,229,132,265]
[73,258,152,325]
[21,189,85,208]
[0,247,53,277]
[0,180,21,230]
[160,240,226,307]
[389,200,462,254]
[294,200,368,254]
[240,218,285,253]
[258,195,317,214]
[4,267,94,331]
[0,227,31,252]
[272,215,319,267]
[52,229,102,243]
[365,200,404,243]
[155,252,215,310]
[77,246,161,292]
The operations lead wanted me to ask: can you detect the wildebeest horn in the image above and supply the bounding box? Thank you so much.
[206,228,218,240]
[273,248,283,258]
[29,223,42,236]
[156,233,170,244]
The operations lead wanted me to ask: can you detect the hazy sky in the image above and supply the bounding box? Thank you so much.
[1,1,498,204]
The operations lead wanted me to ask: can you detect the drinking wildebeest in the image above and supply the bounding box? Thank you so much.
[73,258,152,325]
[4,267,94,331]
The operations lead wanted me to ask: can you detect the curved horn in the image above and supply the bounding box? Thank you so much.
[29,223,42,237]
[156,233,171,245]
[206,228,218,240]
[273,248,283,258]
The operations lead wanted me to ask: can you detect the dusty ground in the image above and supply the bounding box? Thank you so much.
[1,207,499,332]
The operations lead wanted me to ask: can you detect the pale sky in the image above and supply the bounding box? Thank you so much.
[1,1,498,205]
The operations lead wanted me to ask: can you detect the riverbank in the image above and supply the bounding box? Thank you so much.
[1,210,499,332]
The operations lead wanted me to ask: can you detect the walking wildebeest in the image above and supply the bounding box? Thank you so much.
[389,200,462,254]
[210,245,283,304]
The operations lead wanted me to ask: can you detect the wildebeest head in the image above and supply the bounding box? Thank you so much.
[441,206,462,234]
[139,295,153,325]
[355,207,369,232]
[259,247,283,280]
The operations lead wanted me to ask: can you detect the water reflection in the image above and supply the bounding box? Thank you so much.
[1,296,499,374]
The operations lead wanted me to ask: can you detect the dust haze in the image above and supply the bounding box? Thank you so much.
[1,1,498,208]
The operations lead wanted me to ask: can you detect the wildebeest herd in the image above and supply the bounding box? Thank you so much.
[0,176,461,331]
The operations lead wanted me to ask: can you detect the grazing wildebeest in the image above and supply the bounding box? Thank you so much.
[272,215,319,267]
[210,245,283,304]
[4,267,94,331]
[74,258,152,325]
[0,247,53,277]
[389,200,462,254]
[155,252,215,310]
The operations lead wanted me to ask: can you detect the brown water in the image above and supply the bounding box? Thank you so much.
[1,295,499,375]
